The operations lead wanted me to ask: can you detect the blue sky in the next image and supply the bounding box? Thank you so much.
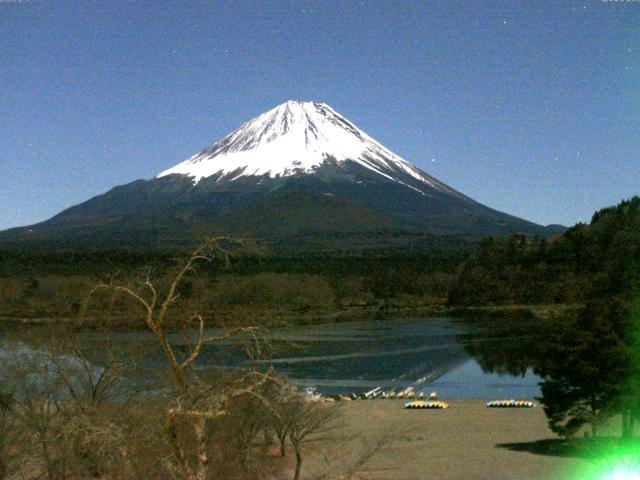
[1,0,638,230]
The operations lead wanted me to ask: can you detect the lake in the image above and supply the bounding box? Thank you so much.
[0,317,542,399]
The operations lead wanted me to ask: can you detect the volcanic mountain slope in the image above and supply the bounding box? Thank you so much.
[0,101,561,251]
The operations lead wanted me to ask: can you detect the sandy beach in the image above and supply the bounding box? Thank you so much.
[306,399,592,480]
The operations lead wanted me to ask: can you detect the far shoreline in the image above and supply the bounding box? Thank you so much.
[0,302,579,331]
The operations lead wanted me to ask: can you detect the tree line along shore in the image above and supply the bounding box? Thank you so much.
[2,198,635,327]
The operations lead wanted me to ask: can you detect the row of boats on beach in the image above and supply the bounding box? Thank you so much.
[326,386,434,402]
[319,386,536,410]
[485,399,536,408]
[404,399,537,410]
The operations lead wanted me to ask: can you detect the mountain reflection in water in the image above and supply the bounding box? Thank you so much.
[0,317,544,398]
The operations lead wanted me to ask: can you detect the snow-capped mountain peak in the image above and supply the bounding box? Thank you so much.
[157,100,453,195]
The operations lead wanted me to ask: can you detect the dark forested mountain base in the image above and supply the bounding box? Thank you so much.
[448,196,640,307]
[1,197,637,326]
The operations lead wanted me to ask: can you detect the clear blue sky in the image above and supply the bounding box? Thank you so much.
[1,0,638,230]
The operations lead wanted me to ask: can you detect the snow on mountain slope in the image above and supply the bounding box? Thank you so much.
[157,100,456,196]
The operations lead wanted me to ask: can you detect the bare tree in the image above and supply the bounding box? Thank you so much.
[0,344,70,480]
[83,237,281,480]
[310,429,397,480]
[0,334,144,480]
[265,382,301,458]
[288,399,339,480]
[53,351,137,478]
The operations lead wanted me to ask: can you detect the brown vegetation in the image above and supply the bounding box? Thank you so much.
[0,239,386,479]
[0,268,456,328]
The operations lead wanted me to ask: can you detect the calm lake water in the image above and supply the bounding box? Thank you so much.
[0,317,542,399]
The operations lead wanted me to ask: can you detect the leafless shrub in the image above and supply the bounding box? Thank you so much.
[310,429,397,480]
[288,398,340,480]
[0,344,70,479]
[0,387,17,480]
[61,412,132,478]
[0,333,144,480]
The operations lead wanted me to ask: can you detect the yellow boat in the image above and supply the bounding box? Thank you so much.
[486,399,536,408]
[404,400,449,409]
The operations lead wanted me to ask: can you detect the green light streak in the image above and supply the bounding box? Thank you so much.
[567,442,640,480]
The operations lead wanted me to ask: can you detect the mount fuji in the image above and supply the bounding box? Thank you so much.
[0,101,561,251]
[157,100,459,197]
